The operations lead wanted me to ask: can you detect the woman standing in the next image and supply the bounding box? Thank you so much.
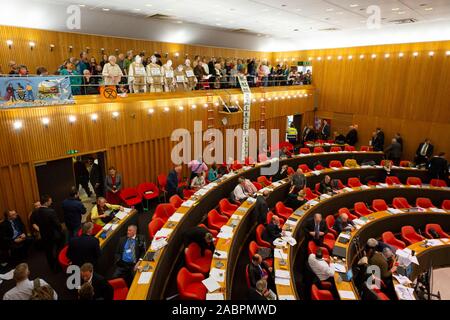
[105,166,122,205]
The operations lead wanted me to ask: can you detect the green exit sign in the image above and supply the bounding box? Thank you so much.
[67,149,79,155]
[298,61,312,66]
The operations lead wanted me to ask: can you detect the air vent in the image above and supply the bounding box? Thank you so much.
[318,27,340,31]
[389,18,418,24]
[148,14,175,20]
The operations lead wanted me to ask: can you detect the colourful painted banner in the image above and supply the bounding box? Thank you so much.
[0,76,75,108]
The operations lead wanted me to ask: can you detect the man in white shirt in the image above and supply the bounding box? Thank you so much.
[3,263,57,300]
[308,248,334,282]
[233,177,249,201]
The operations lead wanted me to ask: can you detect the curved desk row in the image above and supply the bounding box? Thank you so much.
[126,151,383,299]
[274,184,450,300]
[332,210,450,300]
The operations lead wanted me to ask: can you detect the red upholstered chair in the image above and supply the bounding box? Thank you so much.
[386,176,401,185]
[315,164,325,170]
[157,173,168,202]
[344,145,356,152]
[325,215,337,238]
[354,202,373,217]
[287,167,295,175]
[58,245,70,271]
[258,153,269,162]
[275,201,294,220]
[330,146,342,152]
[219,198,239,217]
[442,200,450,210]
[252,181,263,191]
[257,176,272,187]
[77,223,103,237]
[177,267,207,300]
[430,179,447,187]
[152,203,176,223]
[311,284,334,300]
[360,146,371,151]
[335,179,346,189]
[307,241,330,260]
[347,177,362,188]
[183,189,195,200]
[314,146,325,153]
[119,187,142,207]
[169,194,184,209]
[425,224,450,239]
[148,217,165,240]
[322,233,336,252]
[300,148,311,154]
[256,224,272,247]
[185,242,213,274]
[382,231,406,250]
[416,197,435,209]
[399,161,411,168]
[108,278,129,300]
[197,224,218,238]
[298,164,312,173]
[373,287,390,300]
[231,161,243,171]
[248,241,273,267]
[207,209,228,231]
[266,211,284,226]
[401,226,425,245]
[393,197,411,209]
[137,182,160,210]
[304,188,318,200]
[372,199,389,212]
[315,183,321,194]
[406,177,422,186]
[338,207,357,221]
[329,160,343,168]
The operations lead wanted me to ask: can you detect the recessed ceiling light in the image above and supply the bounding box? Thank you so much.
[42,117,50,126]
[348,55,353,60]
[178,106,184,111]
[216,23,222,26]
[191,104,197,109]
[359,54,365,59]
[68,115,77,123]
[371,54,377,59]
[112,111,119,118]
[134,8,141,11]
[384,53,390,58]
[392,8,400,11]
[176,21,183,24]
[79,4,86,7]
[163,107,170,112]
[429,51,435,56]
[317,57,322,61]
[398,11,406,14]
[326,8,334,12]
[424,7,433,11]
[337,55,342,60]
[350,4,359,8]
[13,120,23,130]
[446,51,450,56]
[145,4,153,7]
[336,11,344,15]
[413,52,419,57]
[399,52,404,58]
[327,56,332,60]
[148,108,154,114]
[102,8,110,11]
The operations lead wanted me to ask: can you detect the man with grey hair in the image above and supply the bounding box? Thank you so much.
[291,168,306,189]
[332,213,355,234]
[67,222,101,267]
[248,279,276,300]
[3,263,57,300]
[102,55,123,85]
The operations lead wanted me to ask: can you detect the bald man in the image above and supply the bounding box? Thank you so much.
[332,213,355,234]
[262,215,282,244]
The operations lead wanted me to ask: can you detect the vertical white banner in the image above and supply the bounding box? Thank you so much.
[238,75,252,163]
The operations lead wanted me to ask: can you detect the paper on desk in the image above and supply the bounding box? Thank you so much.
[275,277,290,286]
[168,213,184,222]
[111,224,119,231]
[331,167,340,171]
[210,268,225,282]
[285,218,298,227]
[393,274,412,285]
[202,277,221,292]
[137,272,153,284]
[388,208,403,214]
[307,200,319,206]
[154,228,173,238]
[206,293,225,300]
[150,238,168,251]
[282,236,297,246]
[274,248,288,260]
[361,185,370,190]
[275,270,291,279]
[332,263,347,273]
[344,187,354,192]
[217,231,233,239]
[123,207,132,213]
[115,211,128,220]
[279,295,295,300]
[0,269,14,280]
[311,170,322,176]
[272,182,282,187]
[273,238,287,247]
[343,167,350,170]
[214,250,228,260]
[427,239,444,247]
[230,214,242,220]
[195,189,208,196]
[352,219,367,226]
[220,225,234,234]
[338,233,351,240]
[395,284,416,300]
[430,207,446,213]
[320,194,331,200]
[246,197,257,204]
[103,223,112,231]
[338,290,357,300]
[181,200,195,207]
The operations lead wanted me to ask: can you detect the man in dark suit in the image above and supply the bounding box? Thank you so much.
[62,189,86,240]
[415,139,434,166]
[0,210,32,264]
[345,125,358,146]
[248,254,273,288]
[372,128,385,152]
[167,165,183,198]
[183,225,215,256]
[262,215,282,244]
[67,222,101,267]
[87,158,103,198]
[321,120,330,140]
[428,152,449,181]
[384,138,402,166]
[80,263,113,300]
[272,164,288,182]
[333,213,355,234]
[113,224,146,286]
[304,213,328,245]
[74,158,91,197]
[30,195,64,271]
[248,279,272,300]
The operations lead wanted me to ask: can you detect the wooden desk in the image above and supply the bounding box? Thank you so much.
[125,151,384,300]
[274,184,450,300]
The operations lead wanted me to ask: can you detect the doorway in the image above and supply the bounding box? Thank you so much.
[286,114,303,143]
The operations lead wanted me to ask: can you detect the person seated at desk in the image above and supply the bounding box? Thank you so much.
[233,177,250,202]
[248,279,276,300]
[248,254,273,288]
[304,213,328,246]
[254,193,270,225]
[183,225,215,256]
[284,187,307,210]
[318,175,333,194]
[366,240,396,295]
[291,168,306,190]
[272,164,288,182]
[3,263,58,300]
[332,213,355,234]
[90,197,123,227]
[208,162,220,182]
[366,238,392,253]
[67,222,101,267]
[428,152,448,181]
[308,248,334,282]
[0,209,32,264]
[113,225,147,286]
[190,172,206,191]
[262,215,282,244]
[80,263,113,300]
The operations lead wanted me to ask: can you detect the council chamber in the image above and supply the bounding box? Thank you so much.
[0,0,449,304]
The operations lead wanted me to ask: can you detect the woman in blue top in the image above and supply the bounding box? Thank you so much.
[208,162,219,182]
